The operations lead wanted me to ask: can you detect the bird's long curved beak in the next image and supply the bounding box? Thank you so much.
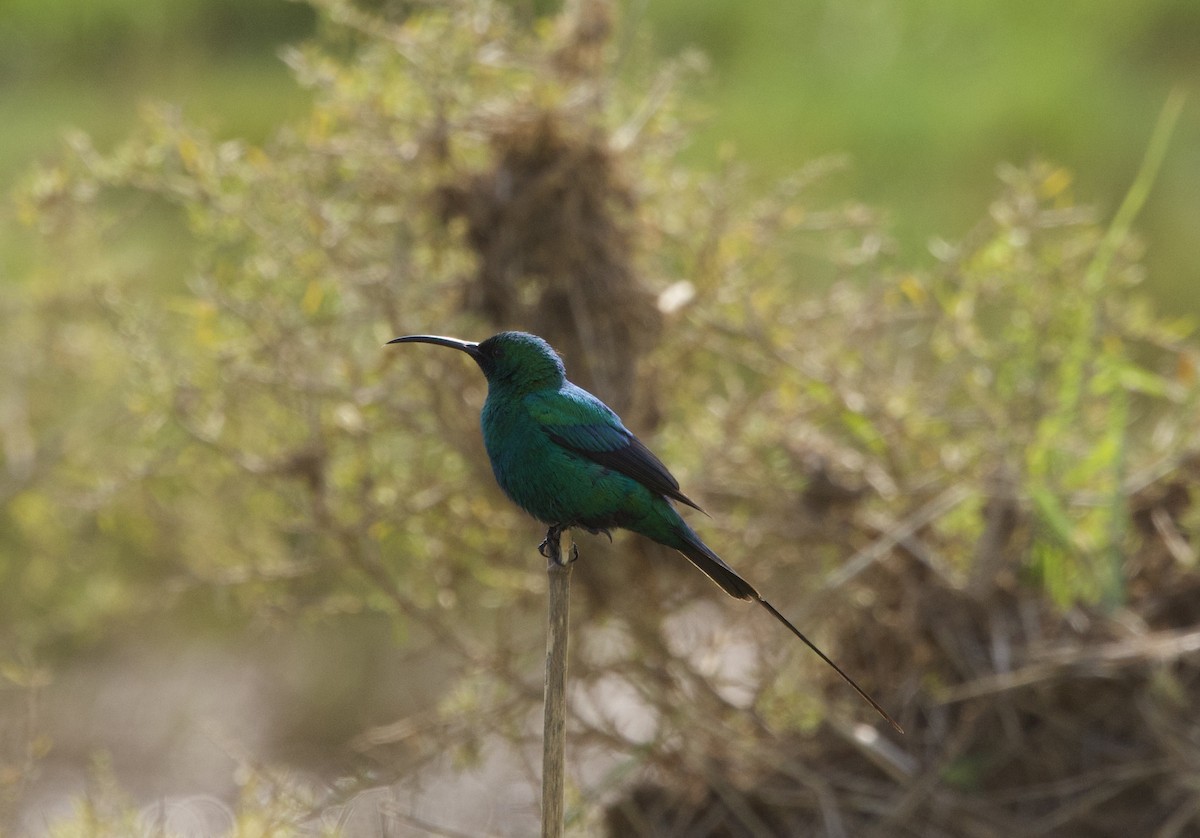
[387,334,483,361]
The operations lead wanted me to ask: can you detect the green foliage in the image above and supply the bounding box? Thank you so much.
[643,0,1200,312]
[642,154,1198,611]
[0,0,314,72]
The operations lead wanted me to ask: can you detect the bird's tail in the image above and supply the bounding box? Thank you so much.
[671,520,905,733]
[671,522,759,601]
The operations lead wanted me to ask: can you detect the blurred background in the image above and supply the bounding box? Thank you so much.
[2,0,1199,835]
[4,0,1198,305]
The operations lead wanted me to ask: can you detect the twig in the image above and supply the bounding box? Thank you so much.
[541,527,574,838]
[937,626,1200,704]
[810,484,973,598]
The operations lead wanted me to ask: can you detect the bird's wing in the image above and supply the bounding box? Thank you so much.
[525,387,704,512]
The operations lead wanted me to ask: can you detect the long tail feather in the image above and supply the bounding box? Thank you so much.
[673,525,903,734]
[673,525,759,601]
[757,599,904,734]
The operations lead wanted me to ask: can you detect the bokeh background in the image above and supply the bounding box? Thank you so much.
[5,0,1198,305]
[2,0,1199,835]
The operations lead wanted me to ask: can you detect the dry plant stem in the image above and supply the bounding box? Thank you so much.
[542,526,573,838]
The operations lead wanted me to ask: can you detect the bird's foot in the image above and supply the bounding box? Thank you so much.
[581,526,612,543]
[538,525,578,566]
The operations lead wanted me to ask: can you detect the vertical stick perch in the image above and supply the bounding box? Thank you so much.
[541,527,573,838]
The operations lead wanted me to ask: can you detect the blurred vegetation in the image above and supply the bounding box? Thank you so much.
[641,0,1200,313]
[2,0,1200,835]
[3,0,1198,306]
[0,0,315,175]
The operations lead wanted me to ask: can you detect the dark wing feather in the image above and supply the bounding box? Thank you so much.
[525,387,704,512]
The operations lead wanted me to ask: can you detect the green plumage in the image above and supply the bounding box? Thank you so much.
[389,330,901,732]
[477,334,756,599]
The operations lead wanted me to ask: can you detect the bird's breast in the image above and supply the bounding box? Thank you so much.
[479,392,642,528]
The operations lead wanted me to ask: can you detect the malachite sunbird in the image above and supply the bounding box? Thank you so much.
[389,330,901,733]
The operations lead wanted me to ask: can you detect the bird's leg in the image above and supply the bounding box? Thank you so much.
[538,524,577,566]
[537,526,558,560]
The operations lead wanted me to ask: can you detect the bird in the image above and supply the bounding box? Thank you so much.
[388,330,902,733]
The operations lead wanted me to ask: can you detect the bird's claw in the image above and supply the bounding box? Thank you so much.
[538,525,578,566]
[583,526,612,543]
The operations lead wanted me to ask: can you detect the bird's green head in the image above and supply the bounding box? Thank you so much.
[387,330,566,391]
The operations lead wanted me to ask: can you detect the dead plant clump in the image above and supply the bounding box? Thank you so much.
[437,111,661,420]
[605,456,1200,837]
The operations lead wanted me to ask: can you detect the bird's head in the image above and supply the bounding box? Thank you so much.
[387,330,566,391]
